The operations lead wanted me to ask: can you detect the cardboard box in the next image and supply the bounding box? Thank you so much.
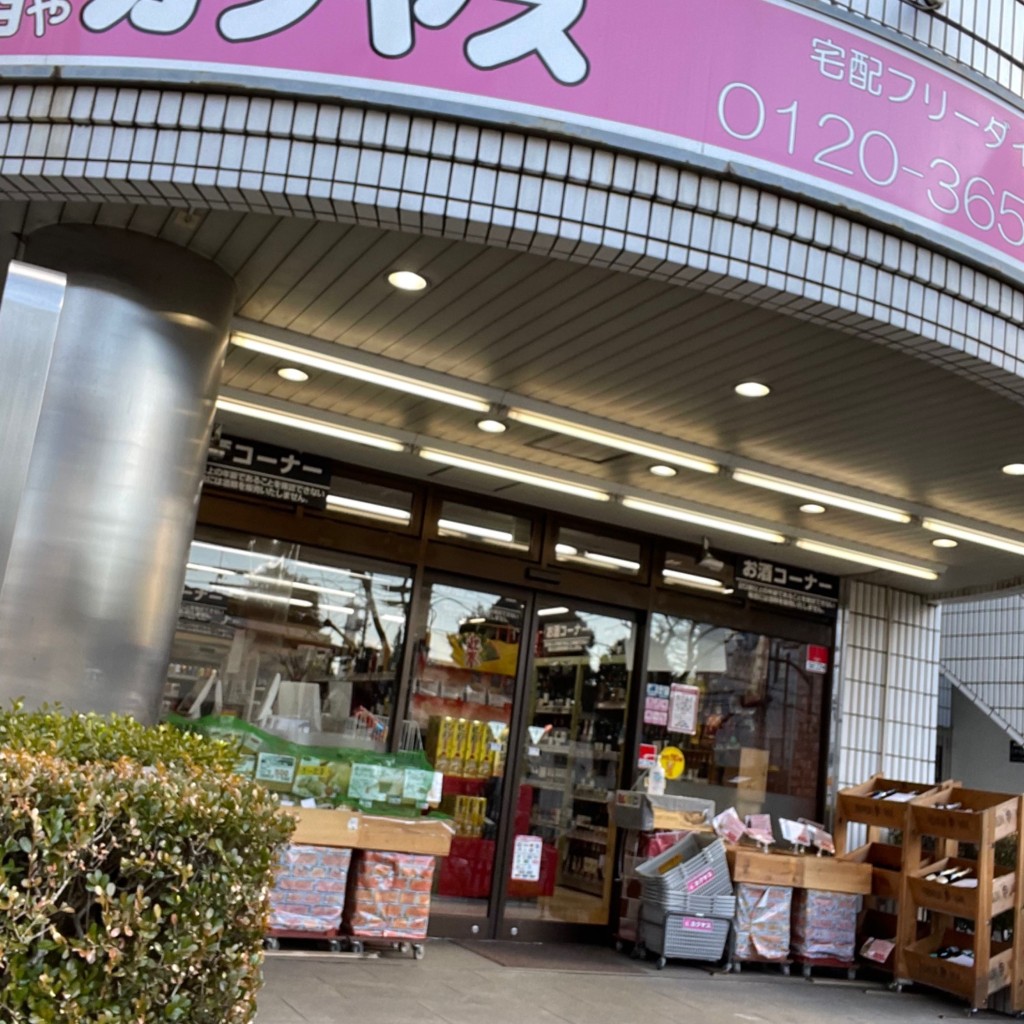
[727,846,872,895]
[359,814,454,857]
[612,791,714,831]
[284,807,362,847]
[284,807,454,857]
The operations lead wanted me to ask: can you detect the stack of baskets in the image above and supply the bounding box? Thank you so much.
[635,832,735,969]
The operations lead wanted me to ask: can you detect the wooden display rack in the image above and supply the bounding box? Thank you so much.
[834,775,953,980]
[900,788,1024,1013]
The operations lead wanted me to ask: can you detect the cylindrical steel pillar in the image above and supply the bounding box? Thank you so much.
[0,226,235,722]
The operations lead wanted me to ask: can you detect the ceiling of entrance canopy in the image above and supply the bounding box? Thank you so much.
[4,199,1024,598]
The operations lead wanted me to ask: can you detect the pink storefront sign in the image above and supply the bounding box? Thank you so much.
[3,0,1024,271]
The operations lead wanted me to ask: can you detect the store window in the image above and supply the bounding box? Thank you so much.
[554,527,642,577]
[641,614,825,822]
[325,475,414,526]
[164,533,411,752]
[436,500,532,552]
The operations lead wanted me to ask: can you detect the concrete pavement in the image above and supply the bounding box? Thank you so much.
[256,940,991,1024]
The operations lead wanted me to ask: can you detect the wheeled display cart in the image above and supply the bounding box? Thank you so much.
[267,808,453,961]
[267,844,353,952]
[634,833,735,969]
[730,883,792,974]
[343,849,437,961]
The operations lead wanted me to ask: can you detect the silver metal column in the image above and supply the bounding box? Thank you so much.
[0,226,235,722]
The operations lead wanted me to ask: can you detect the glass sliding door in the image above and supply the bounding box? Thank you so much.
[404,579,527,934]
[501,601,636,937]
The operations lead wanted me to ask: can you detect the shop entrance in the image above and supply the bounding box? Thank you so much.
[404,576,637,942]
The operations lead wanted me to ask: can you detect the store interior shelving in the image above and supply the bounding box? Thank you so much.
[525,656,626,902]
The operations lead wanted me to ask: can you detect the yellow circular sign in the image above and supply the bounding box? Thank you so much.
[659,746,685,780]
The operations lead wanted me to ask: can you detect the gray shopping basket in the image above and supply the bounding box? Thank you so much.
[634,832,732,898]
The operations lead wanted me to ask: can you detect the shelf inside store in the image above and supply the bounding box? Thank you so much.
[595,702,626,711]
[572,790,610,804]
[534,704,575,716]
[524,778,569,793]
[559,872,604,897]
[566,828,607,845]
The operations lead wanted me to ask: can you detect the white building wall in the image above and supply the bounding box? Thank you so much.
[837,581,941,792]
[949,689,1024,794]
[942,597,1024,743]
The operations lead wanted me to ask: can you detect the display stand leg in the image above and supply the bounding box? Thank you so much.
[1012,797,1024,1014]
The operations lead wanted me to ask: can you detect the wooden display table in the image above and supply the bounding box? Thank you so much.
[726,846,872,895]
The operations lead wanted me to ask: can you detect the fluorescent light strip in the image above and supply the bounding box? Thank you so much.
[662,569,725,591]
[438,518,515,543]
[231,334,490,413]
[622,497,786,544]
[381,614,407,624]
[419,448,610,502]
[922,518,1024,557]
[582,551,641,571]
[215,397,404,453]
[208,584,314,607]
[508,408,719,475]
[186,562,241,576]
[555,543,578,555]
[327,495,412,523]
[794,539,940,581]
[320,603,356,616]
[242,575,357,600]
[538,606,570,617]
[191,542,278,563]
[732,469,911,524]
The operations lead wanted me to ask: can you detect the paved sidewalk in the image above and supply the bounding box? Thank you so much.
[256,940,993,1024]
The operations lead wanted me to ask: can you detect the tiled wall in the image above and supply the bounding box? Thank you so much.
[942,596,1024,742]
[2,83,1024,411]
[837,581,942,791]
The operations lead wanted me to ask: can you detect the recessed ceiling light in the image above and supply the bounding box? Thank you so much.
[649,464,678,478]
[1003,463,1024,476]
[476,418,508,434]
[800,503,826,514]
[277,366,309,382]
[734,381,771,398]
[387,270,428,292]
[932,538,958,549]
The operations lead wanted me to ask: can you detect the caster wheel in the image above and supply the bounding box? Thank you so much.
[263,937,280,951]
[413,944,425,960]
[614,940,624,953]
[631,943,647,961]
[846,969,856,981]
[656,956,667,970]
[802,965,812,979]
[733,962,742,974]
[888,982,904,994]
[349,940,364,955]
[781,965,791,977]
[399,942,411,954]
[328,940,342,953]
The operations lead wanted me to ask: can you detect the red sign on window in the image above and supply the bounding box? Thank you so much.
[806,645,829,674]
[638,743,658,769]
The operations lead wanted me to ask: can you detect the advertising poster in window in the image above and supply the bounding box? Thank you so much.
[668,683,700,735]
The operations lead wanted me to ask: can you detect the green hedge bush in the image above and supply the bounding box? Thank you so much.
[0,706,293,1023]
